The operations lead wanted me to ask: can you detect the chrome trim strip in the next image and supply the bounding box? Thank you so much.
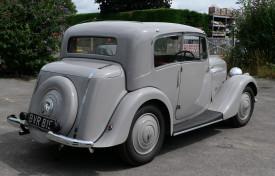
[88,69,100,78]
[72,69,100,138]
[173,119,223,136]
[46,131,94,148]
[73,64,112,138]
[210,67,224,74]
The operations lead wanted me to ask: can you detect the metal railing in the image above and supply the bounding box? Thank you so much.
[208,38,233,55]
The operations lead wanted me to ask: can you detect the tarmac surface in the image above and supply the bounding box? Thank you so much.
[0,78,275,176]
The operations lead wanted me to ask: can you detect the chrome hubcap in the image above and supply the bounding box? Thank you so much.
[132,113,160,155]
[41,98,54,116]
[238,92,252,120]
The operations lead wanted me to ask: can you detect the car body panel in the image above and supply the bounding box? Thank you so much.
[29,58,127,143]
[67,74,127,142]
[209,56,227,99]
[176,60,212,120]
[208,74,257,119]
[93,87,174,148]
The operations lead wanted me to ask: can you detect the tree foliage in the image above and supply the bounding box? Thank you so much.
[235,0,275,65]
[0,0,75,76]
[63,0,77,14]
[68,8,211,36]
[95,0,172,14]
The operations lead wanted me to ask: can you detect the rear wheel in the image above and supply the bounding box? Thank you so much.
[230,86,255,127]
[118,104,165,166]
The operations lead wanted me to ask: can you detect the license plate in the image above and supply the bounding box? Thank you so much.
[27,113,56,131]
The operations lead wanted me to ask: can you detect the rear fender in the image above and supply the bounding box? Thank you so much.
[94,87,173,148]
[208,74,257,119]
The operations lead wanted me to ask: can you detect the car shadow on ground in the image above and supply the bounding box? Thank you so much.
[0,121,231,175]
[160,121,232,155]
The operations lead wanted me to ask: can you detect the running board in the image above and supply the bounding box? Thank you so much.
[173,110,223,136]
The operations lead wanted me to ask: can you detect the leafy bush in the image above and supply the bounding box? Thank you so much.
[235,0,275,65]
[258,62,275,78]
[0,0,72,76]
[68,8,211,35]
[225,0,275,78]
[223,46,257,74]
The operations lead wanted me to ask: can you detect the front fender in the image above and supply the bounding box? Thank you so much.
[94,87,174,148]
[209,74,257,119]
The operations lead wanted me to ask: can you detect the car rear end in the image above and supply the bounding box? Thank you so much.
[7,24,129,148]
[8,58,127,148]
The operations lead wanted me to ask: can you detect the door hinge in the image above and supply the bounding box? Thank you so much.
[176,105,181,110]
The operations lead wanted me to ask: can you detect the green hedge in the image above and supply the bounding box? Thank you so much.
[67,8,211,35]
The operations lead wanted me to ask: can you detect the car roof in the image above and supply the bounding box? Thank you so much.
[65,21,205,39]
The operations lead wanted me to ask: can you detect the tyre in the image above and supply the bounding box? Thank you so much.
[230,86,255,127]
[118,104,165,166]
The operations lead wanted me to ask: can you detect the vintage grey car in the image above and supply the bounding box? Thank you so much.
[7,21,257,166]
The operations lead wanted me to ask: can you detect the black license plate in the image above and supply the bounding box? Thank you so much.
[27,113,56,131]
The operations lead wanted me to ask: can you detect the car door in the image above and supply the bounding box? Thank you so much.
[152,34,183,114]
[175,34,212,120]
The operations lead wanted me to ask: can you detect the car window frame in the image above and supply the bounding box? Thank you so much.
[153,32,208,69]
[67,36,118,56]
[180,33,208,63]
[153,33,183,69]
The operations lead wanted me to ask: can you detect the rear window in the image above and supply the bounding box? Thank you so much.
[68,37,117,56]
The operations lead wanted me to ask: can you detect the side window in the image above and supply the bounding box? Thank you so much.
[182,35,208,61]
[182,35,200,61]
[154,35,181,67]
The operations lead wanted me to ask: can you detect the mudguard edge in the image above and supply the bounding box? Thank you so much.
[93,87,174,148]
[208,74,257,119]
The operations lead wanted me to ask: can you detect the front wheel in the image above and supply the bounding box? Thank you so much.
[230,86,255,127]
[118,105,165,166]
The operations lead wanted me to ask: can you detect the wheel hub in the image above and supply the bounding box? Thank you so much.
[41,98,54,116]
[143,126,154,143]
[239,92,252,120]
[132,113,160,155]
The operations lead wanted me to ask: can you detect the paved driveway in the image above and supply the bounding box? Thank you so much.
[0,78,275,176]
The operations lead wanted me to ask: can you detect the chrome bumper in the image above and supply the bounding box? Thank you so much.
[46,131,94,148]
[7,115,30,135]
[7,115,22,128]
[7,114,93,148]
